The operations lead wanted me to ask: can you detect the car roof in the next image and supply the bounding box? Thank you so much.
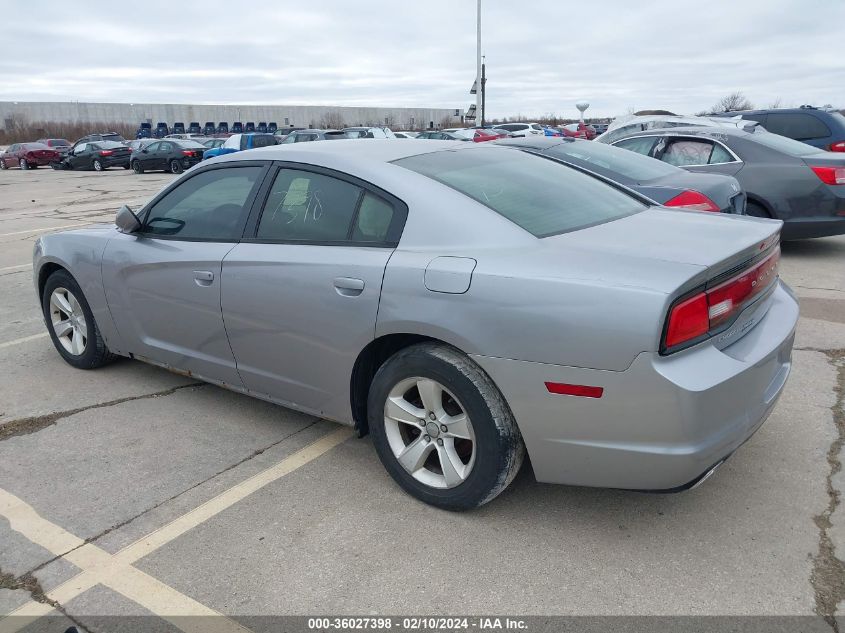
[615,125,751,140]
[211,138,478,167]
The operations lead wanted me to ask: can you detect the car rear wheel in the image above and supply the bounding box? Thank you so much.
[169,159,184,174]
[19,159,28,170]
[131,160,144,174]
[746,201,771,218]
[93,159,104,172]
[0,159,7,169]
[42,270,117,369]
[368,342,525,510]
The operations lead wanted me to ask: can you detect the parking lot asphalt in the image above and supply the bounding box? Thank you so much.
[0,168,843,627]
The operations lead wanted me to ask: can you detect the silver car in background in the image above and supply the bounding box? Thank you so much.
[33,141,798,509]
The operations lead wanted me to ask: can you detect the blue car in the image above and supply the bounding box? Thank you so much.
[202,133,277,159]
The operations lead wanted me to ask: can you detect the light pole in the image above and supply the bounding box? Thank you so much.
[476,0,482,126]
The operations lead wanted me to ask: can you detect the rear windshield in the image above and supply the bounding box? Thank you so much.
[750,130,821,156]
[23,143,50,150]
[98,141,126,149]
[176,140,206,148]
[394,147,646,237]
[546,140,679,181]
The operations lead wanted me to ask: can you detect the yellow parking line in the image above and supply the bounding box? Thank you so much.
[117,426,353,563]
[0,427,353,630]
[0,333,48,350]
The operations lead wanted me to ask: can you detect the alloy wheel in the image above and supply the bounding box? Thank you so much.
[93,160,103,171]
[19,159,28,170]
[383,377,476,489]
[49,287,87,355]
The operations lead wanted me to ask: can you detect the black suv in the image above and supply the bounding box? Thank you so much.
[713,106,845,153]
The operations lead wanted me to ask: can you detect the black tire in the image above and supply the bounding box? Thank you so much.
[0,159,7,169]
[169,159,184,174]
[123,163,130,170]
[368,342,525,510]
[131,160,144,174]
[19,159,28,170]
[93,159,103,172]
[41,269,117,370]
[746,201,771,218]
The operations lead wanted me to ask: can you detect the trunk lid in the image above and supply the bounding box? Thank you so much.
[553,207,781,282]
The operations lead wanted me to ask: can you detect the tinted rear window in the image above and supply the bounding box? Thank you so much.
[394,148,646,237]
[98,141,126,149]
[764,113,830,140]
[545,140,679,181]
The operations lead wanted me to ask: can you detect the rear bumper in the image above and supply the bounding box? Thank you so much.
[471,281,799,490]
[102,156,130,167]
[782,216,845,239]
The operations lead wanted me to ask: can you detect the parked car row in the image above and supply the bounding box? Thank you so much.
[5,110,844,239]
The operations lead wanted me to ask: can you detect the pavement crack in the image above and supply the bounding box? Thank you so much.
[810,348,845,631]
[0,383,204,442]
[0,566,89,631]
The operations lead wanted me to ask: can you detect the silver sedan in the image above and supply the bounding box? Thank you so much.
[33,140,798,509]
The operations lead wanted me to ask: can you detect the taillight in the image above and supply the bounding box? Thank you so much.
[99,150,114,156]
[182,150,194,156]
[664,190,721,212]
[810,166,845,185]
[828,141,845,152]
[662,247,780,353]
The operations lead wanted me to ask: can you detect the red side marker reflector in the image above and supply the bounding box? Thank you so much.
[544,382,604,398]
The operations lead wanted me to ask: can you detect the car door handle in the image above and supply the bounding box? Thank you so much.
[333,277,365,296]
[193,270,214,286]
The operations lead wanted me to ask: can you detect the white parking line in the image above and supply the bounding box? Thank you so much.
[0,333,48,349]
[0,427,353,631]
[0,224,87,238]
[0,264,30,272]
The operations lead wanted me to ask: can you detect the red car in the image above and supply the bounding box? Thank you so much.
[559,123,597,140]
[448,128,508,143]
[0,142,60,170]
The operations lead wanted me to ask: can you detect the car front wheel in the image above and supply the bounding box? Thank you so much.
[368,343,525,510]
[42,270,117,369]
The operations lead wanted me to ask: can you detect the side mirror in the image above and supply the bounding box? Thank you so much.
[115,205,141,234]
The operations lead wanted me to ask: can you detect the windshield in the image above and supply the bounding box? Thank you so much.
[545,140,679,181]
[751,130,823,156]
[394,147,646,237]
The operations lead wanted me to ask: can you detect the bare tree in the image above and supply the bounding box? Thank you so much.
[768,97,783,109]
[320,110,345,130]
[711,92,754,113]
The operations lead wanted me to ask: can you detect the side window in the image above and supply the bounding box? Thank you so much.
[256,169,362,242]
[240,136,250,150]
[765,113,830,140]
[661,139,714,166]
[614,136,657,156]
[74,143,88,153]
[253,135,275,148]
[146,142,161,152]
[143,166,262,240]
[159,142,173,152]
[352,193,394,243]
[709,143,736,164]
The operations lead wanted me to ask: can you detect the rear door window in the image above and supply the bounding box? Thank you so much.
[256,169,362,242]
[709,143,736,164]
[764,113,830,140]
[660,139,714,166]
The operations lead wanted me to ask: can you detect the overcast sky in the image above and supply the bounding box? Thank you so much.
[1,0,842,119]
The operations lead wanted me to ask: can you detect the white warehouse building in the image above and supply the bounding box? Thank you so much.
[0,101,463,132]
